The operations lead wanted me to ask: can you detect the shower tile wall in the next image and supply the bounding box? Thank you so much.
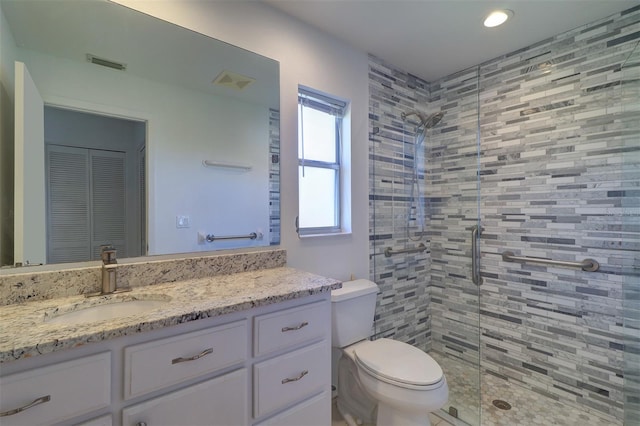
[368,55,432,348]
[368,5,639,423]
[474,7,639,422]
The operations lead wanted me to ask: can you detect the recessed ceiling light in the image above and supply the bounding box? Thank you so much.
[484,10,514,28]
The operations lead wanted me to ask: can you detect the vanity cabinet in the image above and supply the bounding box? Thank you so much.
[0,293,331,426]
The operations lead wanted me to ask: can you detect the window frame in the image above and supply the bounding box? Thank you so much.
[297,87,346,236]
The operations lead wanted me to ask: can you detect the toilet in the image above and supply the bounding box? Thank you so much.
[332,279,448,426]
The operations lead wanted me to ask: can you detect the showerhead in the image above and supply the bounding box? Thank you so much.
[401,110,445,129]
[423,112,444,129]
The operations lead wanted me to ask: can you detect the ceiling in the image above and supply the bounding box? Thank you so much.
[264,0,638,82]
[2,0,279,108]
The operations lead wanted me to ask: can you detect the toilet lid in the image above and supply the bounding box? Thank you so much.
[354,339,443,386]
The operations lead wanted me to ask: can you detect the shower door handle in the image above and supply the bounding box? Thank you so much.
[471,225,483,285]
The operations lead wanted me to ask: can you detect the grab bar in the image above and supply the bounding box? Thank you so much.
[501,251,599,272]
[384,243,426,257]
[471,225,482,285]
[205,232,261,242]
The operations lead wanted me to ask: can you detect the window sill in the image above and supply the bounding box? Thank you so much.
[298,231,352,239]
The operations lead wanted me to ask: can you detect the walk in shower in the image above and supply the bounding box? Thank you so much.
[369,6,639,425]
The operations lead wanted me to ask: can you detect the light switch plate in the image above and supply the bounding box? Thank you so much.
[176,215,190,228]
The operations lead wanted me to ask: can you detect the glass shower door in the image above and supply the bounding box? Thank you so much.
[368,57,482,426]
[425,66,482,425]
[622,41,640,426]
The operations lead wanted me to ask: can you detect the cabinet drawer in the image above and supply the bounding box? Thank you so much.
[253,340,330,418]
[254,391,330,426]
[254,301,328,356]
[122,369,248,426]
[75,414,112,426]
[0,352,110,426]
[124,320,247,399]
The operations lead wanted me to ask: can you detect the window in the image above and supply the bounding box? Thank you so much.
[297,87,347,236]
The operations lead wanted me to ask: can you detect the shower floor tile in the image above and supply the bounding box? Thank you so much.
[430,351,622,426]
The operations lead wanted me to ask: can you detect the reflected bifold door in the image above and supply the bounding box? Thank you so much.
[14,61,46,266]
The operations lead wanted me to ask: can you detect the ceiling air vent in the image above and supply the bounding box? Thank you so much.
[86,54,127,71]
[212,70,255,91]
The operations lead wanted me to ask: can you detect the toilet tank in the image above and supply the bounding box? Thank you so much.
[331,279,379,347]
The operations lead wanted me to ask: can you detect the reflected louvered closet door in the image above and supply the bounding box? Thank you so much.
[46,146,127,263]
[46,145,91,263]
[90,150,127,259]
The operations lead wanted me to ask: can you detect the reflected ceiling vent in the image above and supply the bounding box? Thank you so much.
[212,70,255,91]
[86,54,127,71]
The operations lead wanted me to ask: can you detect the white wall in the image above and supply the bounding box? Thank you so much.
[114,0,370,281]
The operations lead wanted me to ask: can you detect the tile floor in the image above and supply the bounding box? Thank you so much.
[331,397,453,426]
[332,352,622,426]
[430,351,622,426]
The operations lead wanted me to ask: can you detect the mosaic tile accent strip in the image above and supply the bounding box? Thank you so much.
[369,6,639,423]
[269,108,281,246]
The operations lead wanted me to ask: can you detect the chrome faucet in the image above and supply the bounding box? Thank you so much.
[101,245,118,294]
[86,246,130,297]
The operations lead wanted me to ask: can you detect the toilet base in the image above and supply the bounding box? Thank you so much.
[337,351,377,425]
[376,401,431,426]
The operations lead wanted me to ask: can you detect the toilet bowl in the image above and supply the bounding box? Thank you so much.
[332,280,449,426]
[351,339,448,425]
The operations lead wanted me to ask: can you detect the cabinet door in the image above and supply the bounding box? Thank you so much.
[0,352,110,426]
[122,369,247,426]
[46,145,91,263]
[75,414,112,426]
[253,301,328,357]
[124,320,247,400]
[89,150,127,259]
[46,146,127,262]
[253,341,329,418]
[254,391,330,426]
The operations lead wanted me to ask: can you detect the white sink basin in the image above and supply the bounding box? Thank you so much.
[44,295,170,325]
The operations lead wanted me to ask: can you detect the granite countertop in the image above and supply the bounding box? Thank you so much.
[0,267,341,364]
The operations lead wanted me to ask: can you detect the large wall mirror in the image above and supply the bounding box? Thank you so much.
[0,0,280,267]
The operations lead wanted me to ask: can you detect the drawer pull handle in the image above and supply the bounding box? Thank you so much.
[281,321,309,332]
[171,348,214,364]
[281,370,308,384]
[0,395,51,417]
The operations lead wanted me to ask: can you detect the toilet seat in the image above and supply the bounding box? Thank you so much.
[354,338,444,390]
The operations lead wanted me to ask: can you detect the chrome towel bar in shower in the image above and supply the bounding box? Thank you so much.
[501,251,599,272]
[384,243,427,257]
